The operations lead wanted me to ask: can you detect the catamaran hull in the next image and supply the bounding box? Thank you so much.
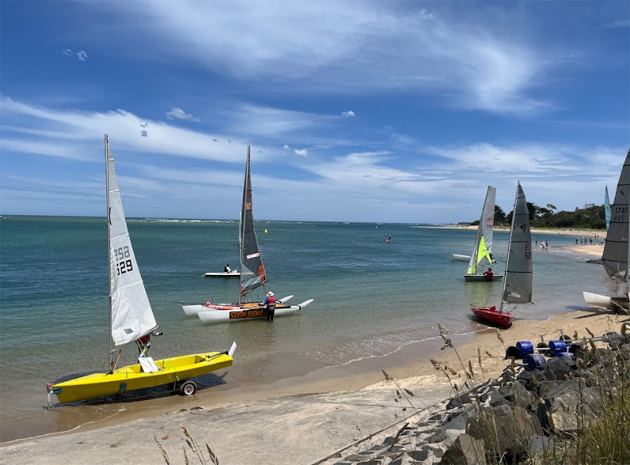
[450,254,471,262]
[182,295,294,316]
[582,291,629,309]
[51,351,233,404]
[470,305,514,328]
[198,299,314,324]
[464,274,503,282]
[204,272,241,278]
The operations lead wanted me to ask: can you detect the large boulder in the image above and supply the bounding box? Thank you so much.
[440,434,487,465]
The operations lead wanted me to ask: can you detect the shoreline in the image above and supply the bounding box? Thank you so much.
[1,246,620,464]
[429,224,606,238]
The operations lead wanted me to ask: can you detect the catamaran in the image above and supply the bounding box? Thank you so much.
[470,182,532,328]
[48,135,235,404]
[583,149,630,310]
[181,146,313,323]
[463,186,502,282]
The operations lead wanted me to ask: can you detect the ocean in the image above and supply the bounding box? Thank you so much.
[0,216,610,442]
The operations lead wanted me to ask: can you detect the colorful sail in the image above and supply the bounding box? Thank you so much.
[106,135,157,348]
[467,186,496,275]
[602,150,630,281]
[501,182,533,309]
[239,146,267,300]
[605,185,611,231]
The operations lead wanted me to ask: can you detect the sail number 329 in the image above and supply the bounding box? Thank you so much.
[114,246,133,275]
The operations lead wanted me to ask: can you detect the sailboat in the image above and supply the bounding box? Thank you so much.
[470,182,532,328]
[463,186,502,282]
[49,136,235,404]
[583,149,630,310]
[181,146,313,323]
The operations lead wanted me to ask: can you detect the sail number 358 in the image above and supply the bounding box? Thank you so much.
[114,246,133,275]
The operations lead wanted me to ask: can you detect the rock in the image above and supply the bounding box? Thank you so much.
[544,380,599,434]
[489,381,535,410]
[440,434,486,465]
[545,357,576,380]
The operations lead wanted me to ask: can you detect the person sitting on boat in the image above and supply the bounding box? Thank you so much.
[483,268,493,282]
[263,291,276,322]
[224,263,231,273]
[136,329,163,356]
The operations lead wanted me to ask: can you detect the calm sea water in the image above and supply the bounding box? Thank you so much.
[0,216,610,441]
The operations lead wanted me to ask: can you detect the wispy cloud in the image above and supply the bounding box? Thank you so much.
[60,48,88,62]
[294,148,308,157]
[603,19,630,29]
[341,110,355,117]
[104,1,552,115]
[165,107,200,122]
[282,144,291,150]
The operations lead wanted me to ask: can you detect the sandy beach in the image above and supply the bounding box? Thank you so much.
[1,244,624,465]
[432,224,606,239]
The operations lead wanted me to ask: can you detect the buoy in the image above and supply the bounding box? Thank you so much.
[264,229,268,234]
[516,341,534,357]
[548,340,567,356]
[523,354,546,371]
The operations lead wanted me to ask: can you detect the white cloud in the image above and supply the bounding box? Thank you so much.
[60,48,88,62]
[603,19,630,29]
[294,148,308,157]
[341,110,355,117]
[282,144,291,150]
[165,107,200,122]
[106,1,551,115]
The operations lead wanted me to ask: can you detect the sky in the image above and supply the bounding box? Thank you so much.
[1,1,629,223]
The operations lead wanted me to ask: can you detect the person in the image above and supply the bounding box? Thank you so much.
[263,291,276,322]
[224,263,231,273]
[483,268,493,282]
[136,329,163,356]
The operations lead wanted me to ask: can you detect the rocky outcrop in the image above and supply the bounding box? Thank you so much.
[317,329,628,465]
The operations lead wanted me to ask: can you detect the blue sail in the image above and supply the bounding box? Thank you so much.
[605,185,611,231]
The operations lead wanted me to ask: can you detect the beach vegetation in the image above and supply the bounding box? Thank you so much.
[471,203,606,230]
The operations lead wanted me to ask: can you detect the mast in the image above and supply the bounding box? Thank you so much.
[500,182,520,313]
[105,134,113,370]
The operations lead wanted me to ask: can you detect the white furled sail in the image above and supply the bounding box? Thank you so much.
[501,182,532,310]
[467,186,496,275]
[106,135,157,348]
[602,150,630,282]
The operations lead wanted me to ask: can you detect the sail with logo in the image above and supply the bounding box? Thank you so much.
[464,186,502,281]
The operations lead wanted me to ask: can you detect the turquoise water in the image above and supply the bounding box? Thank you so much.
[0,216,609,440]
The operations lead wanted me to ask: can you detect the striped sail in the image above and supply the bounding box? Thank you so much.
[501,182,532,309]
[467,186,496,275]
[602,150,630,281]
[239,146,267,299]
[106,135,158,348]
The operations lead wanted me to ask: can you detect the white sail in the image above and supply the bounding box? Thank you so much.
[501,182,532,309]
[106,135,157,348]
[467,186,496,275]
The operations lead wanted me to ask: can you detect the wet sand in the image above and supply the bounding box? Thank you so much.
[1,245,622,464]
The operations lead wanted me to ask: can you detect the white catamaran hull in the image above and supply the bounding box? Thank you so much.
[450,254,471,262]
[583,291,629,309]
[204,272,241,278]
[198,299,314,324]
[182,295,294,316]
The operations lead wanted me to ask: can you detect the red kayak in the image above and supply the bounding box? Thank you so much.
[470,305,514,328]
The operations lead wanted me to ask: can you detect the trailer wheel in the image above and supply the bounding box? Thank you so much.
[179,380,197,396]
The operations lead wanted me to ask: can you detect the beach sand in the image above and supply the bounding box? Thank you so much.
[1,247,623,465]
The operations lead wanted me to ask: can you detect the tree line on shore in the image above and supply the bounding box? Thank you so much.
[467,203,606,230]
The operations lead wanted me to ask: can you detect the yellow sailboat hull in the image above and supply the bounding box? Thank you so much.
[51,351,233,403]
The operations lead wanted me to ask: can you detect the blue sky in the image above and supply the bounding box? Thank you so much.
[1,1,628,223]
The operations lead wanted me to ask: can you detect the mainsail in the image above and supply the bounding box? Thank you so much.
[238,146,267,301]
[605,185,611,231]
[501,182,532,310]
[106,135,158,350]
[602,150,630,281]
[467,186,496,275]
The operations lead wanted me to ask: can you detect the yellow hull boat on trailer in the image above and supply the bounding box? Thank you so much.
[52,351,233,403]
[49,135,235,405]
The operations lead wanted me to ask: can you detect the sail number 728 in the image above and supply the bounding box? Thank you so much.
[114,246,133,275]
